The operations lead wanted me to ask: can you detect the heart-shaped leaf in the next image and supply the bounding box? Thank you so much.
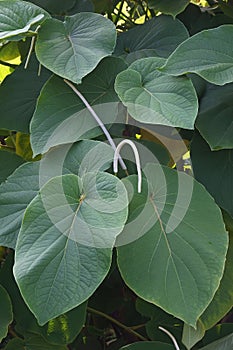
[196,83,233,150]
[117,164,228,326]
[115,57,198,129]
[0,140,113,249]
[161,25,233,85]
[35,13,116,84]
[30,57,127,156]
[0,0,49,42]
[14,173,128,324]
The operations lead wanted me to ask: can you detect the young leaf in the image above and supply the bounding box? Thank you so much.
[147,0,190,18]
[30,57,127,156]
[191,132,233,218]
[0,285,13,342]
[182,320,206,350]
[14,173,128,324]
[196,83,233,150]
[117,165,228,327]
[161,25,233,85]
[0,0,49,42]
[115,57,198,129]
[35,13,116,84]
[114,15,189,59]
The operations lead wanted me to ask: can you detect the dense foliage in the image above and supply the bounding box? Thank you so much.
[0,0,232,349]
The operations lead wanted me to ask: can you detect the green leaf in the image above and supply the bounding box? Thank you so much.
[0,149,24,184]
[0,139,113,249]
[14,173,128,324]
[5,338,25,350]
[147,0,190,17]
[191,132,233,218]
[35,13,116,84]
[199,332,233,350]
[117,164,228,326]
[30,56,127,156]
[0,54,51,133]
[182,319,206,350]
[114,15,189,59]
[200,231,233,330]
[0,162,40,248]
[6,333,68,350]
[115,57,198,128]
[119,342,174,350]
[0,0,49,42]
[0,285,13,342]
[196,83,233,150]
[161,25,233,85]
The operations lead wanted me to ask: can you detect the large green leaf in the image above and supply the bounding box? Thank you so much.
[0,0,49,43]
[114,15,189,59]
[30,56,127,156]
[0,140,113,249]
[147,0,190,17]
[115,57,198,128]
[0,149,24,184]
[199,332,233,350]
[28,0,76,14]
[14,173,128,324]
[35,13,116,84]
[0,284,13,342]
[117,165,228,326]
[161,25,233,85]
[119,342,174,350]
[0,54,51,133]
[5,334,68,350]
[191,132,233,218]
[196,83,233,150]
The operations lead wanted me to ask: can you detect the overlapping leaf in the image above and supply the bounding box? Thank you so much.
[117,164,228,326]
[0,140,113,249]
[35,13,116,84]
[14,173,128,324]
[161,25,233,85]
[196,83,233,150]
[0,149,24,184]
[115,57,198,128]
[191,132,233,218]
[30,57,127,156]
[0,55,51,133]
[114,15,189,59]
[0,0,49,42]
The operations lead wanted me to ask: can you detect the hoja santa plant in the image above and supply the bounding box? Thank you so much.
[0,1,232,349]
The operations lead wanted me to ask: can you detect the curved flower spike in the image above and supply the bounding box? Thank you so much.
[114,139,142,193]
[159,326,181,350]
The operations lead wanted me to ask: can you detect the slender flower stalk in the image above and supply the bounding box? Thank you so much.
[114,139,142,193]
[64,79,127,171]
[159,326,181,350]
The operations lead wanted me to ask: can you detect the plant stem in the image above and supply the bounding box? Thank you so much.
[87,307,148,341]
[64,79,127,171]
